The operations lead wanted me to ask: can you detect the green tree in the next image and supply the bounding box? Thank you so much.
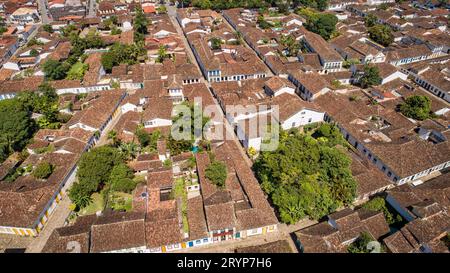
[119,142,139,159]
[109,163,136,193]
[362,197,402,225]
[42,59,70,80]
[43,24,53,33]
[168,135,193,155]
[257,15,273,29]
[209,37,223,50]
[364,13,377,27]
[368,24,393,46]
[76,146,124,195]
[304,12,338,40]
[359,64,382,88]
[107,130,120,147]
[347,231,378,253]
[134,6,149,42]
[157,5,168,14]
[66,62,89,80]
[32,162,54,179]
[29,48,39,57]
[314,123,344,147]
[0,99,34,161]
[316,0,328,11]
[280,34,300,57]
[400,95,433,121]
[101,42,146,72]
[205,160,227,188]
[0,17,6,34]
[69,182,93,209]
[156,45,170,63]
[253,132,357,224]
[136,128,151,147]
[192,0,212,9]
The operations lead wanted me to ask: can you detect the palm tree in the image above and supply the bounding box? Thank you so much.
[107,130,120,146]
[156,45,169,63]
[119,142,139,159]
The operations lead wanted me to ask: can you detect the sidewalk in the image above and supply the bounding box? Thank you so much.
[25,195,72,253]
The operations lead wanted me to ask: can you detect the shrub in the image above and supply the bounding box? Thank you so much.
[32,162,54,179]
[205,160,227,188]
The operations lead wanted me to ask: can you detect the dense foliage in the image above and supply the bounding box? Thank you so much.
[69,146,124,208]
[347,232,380,253]
[32,162,54,179]
[43,34,105,80]
[133,6,149,42]
[188,0,329,11]
[253,126,357,224]
[280,35,300,57]
[205,160,228,188]
[109,163,136,193]
[400,95,433,121]
[368,24,393,47]
[299,8,338,40]
[101,42,146,73]
[17,83,62,129]
[359,64,382,88]
[362,197,403,225]
[0,99,34,162]
[364,13,377,28]
[42,59,71,80]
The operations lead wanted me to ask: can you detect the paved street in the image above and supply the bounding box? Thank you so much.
[87,0,97,18]
[25,193,74,253]
[37,0,51,24]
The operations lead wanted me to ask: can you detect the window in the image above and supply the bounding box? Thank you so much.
[387,171,392,177]
[292,122,296,127]
[382,166,386,172]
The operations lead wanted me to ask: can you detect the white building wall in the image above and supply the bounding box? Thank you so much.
[144,118,172,128]
[281,109,325,130]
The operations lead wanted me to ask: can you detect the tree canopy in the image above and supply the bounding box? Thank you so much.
[299,8,338,40]
[400,95,433,121]
[253,128,357,224]
[359,64,382,88]
[364,13,377,27]
[16,83,61,129]
[347,231,379,253]
[101,42,146,72]
[0,99,34,162]
[70,146,124,208]
[133,6,149,42]
[368,24,393,47]
[205,160,228,188]
[32,162,54,179]
[109,163,136,193]
[280,34,300,57]
[42,59,71,80]
[362,197,403,225]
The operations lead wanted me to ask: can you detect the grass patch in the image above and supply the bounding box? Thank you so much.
[109,191,133,212]
[79,192,104,215]
[66,61,88,80]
